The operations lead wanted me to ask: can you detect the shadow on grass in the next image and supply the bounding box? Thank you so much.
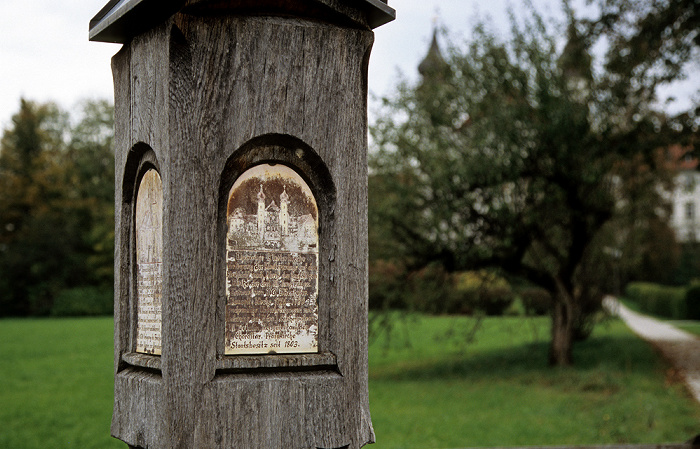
[372,334,663,385]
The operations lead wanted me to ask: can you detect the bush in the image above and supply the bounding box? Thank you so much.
[369,263,518,316]
[369,260,408,310]
[453,271,514,316]
[519,287,552,316]
[685,284,700,320]
[481,286,514,315]
[51,286,113,316]
[624,282,686,319]
[406,263,457,314]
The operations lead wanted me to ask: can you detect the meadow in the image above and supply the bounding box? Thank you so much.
[676,322,700,337]
[1,315,698,448]
[368,314,700,448]
[0,318,122,448]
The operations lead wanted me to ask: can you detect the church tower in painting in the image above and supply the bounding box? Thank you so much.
[280,187,289,235]
[257,185,266,240]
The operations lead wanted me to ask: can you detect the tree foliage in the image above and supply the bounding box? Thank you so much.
[369,3,692,365]
[586,0,699,141]
[0,99,114,316]
[590,0,699,89]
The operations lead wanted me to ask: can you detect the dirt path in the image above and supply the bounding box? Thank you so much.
[604,296,700,403]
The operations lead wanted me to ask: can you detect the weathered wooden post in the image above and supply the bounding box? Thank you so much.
[89,1,394,447]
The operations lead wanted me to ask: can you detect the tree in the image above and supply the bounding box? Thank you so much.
[586,0,699,145]
[369,7,683,365]
[0,100,69,315]
[0,99,114,316]
[66,99,115,288]
[589,0,699,94]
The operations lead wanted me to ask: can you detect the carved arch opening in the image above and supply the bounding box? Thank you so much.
[217,134,336,361]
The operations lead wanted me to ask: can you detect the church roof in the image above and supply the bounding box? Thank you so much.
[558,22,593,82]
[418,29,449,78]
[667,144,698,171]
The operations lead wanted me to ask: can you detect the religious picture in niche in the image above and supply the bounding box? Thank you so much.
[135,169,163,355]
[225,164,319,355]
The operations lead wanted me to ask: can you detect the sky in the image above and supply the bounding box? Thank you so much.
[0,0,697,132]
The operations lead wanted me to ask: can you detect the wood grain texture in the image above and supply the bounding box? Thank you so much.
[182,0,371,31]
[112,13,374,449]
[112,29,169,449]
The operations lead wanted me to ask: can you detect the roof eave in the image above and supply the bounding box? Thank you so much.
[89,0,395,43]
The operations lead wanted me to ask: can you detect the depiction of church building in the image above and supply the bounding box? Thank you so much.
[227,184,317,251]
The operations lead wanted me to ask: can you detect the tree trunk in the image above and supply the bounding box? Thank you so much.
[549,281,576,366]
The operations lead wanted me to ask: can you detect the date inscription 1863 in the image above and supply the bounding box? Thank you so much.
[225,164,319,355]
[135,169,163,355]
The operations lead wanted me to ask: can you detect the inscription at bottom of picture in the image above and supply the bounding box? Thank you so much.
[225,163,319,355]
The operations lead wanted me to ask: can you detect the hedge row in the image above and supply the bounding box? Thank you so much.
[624,282,688,320]
[369,261,552,316]
[685,285,700,320]
[50,286,113,316]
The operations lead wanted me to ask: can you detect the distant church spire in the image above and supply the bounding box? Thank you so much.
[558,20,592,101]
[418,27,449,79]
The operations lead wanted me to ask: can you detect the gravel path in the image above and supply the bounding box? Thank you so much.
[604,296,700,403]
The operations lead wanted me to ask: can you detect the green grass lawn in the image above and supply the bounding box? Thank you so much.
[0,317,124,449]
[368,314,700,448]
[1,315,698,449]
[676,322,700,337]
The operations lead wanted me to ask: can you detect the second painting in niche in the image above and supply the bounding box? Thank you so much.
[135,169,163,355]
[225,164,319,355]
